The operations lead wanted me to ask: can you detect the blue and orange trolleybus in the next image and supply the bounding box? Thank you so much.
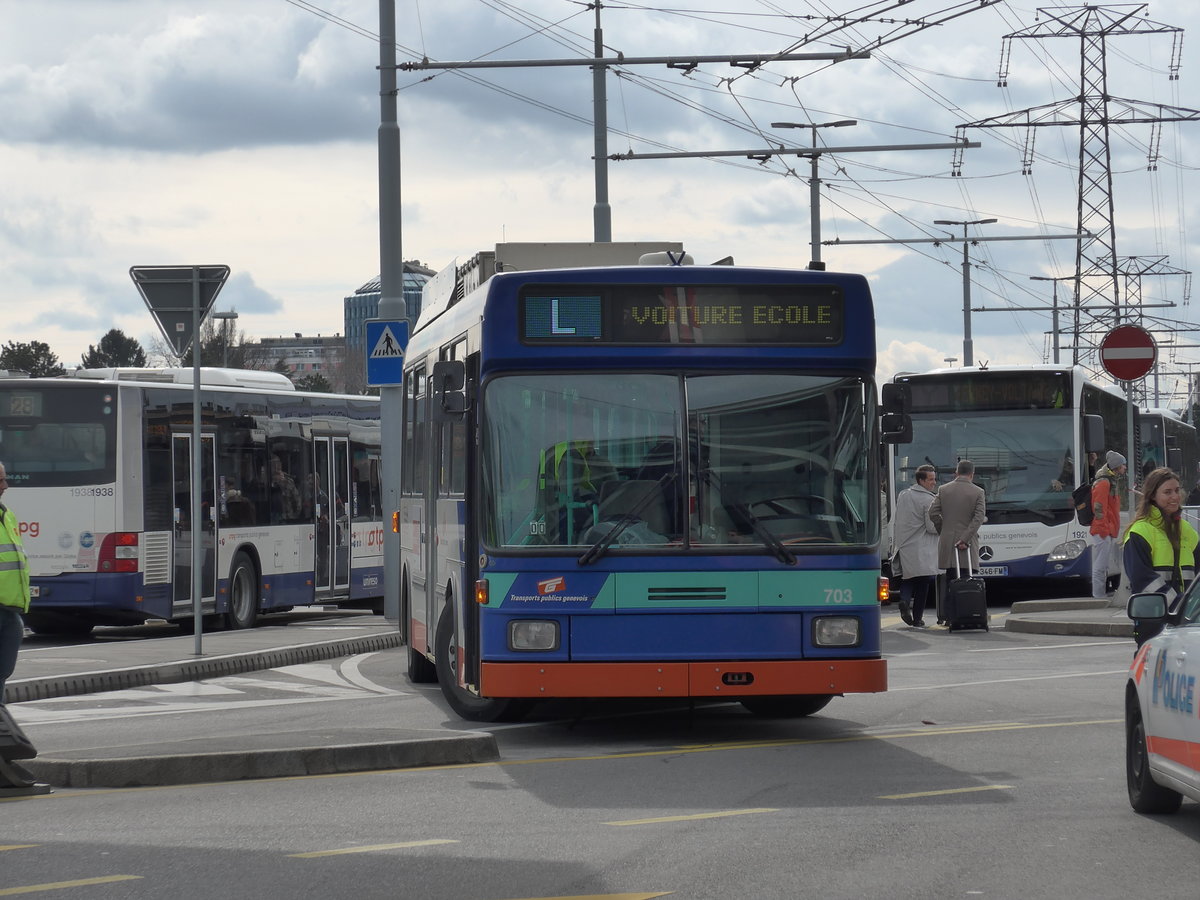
[397,248,893,720]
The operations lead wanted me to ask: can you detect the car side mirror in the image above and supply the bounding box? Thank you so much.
[1127,592,1168,621]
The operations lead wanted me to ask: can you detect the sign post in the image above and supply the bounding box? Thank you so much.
[1100,324,1157,515]
[131,265,230,656]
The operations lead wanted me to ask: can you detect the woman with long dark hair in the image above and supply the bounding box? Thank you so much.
[1123,467,1200,645]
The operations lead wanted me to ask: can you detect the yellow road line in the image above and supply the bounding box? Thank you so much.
[605,808,778,827]
[0,846,38,852]
[288,839,458,858]
[880,784,1014,800]
[0,876,142,896]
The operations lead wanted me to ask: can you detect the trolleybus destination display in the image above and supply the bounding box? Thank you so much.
[520,283,844,345]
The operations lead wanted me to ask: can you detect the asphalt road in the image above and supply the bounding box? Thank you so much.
[3,621,1196,899]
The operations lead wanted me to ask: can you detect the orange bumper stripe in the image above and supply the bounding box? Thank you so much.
[480,658,887,698]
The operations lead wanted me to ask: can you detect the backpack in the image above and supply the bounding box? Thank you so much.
[1073,475,1113,526]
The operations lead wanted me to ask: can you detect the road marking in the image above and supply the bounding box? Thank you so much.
[0,875,142,895]
[504,894,672,899]
[968,640,1127,652]
[0,845,38,852]
[880,784,1013,800]
[604,808,777,827]
[887,669,1127,691]
[288,839,458,858]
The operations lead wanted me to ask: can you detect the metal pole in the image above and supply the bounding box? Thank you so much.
[378,0,405,625]
[809,127,822,270]
[592,2,611,241]
[190,266,203,656]
[961,233,973,367]
[1052,282,1060,365]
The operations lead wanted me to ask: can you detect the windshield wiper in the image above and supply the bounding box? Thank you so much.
[732,502,797,566]
[578,472,677,567]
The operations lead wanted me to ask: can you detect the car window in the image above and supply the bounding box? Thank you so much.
[1182,577,1200,625]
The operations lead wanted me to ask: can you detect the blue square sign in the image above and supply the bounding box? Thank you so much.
[365,319,409,387]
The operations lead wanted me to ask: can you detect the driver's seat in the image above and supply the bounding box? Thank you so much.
[597,480,672,537]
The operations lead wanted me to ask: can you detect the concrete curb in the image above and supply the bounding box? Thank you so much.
[1004,614,1134,637]
[24,731,499,788]
[6,631,404,704]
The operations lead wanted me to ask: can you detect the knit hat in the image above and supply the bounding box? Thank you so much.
[1106,450,1126,469]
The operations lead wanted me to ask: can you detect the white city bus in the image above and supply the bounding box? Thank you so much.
[0,368,382,635]
[888,365,1129,589]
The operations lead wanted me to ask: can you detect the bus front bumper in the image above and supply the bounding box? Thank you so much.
[479,658,886,699]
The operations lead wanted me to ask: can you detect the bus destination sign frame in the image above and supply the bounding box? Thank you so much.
[520,283,844,346]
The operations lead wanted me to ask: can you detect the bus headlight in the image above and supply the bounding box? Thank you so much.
[1047,539,1087,562]
[813,616,860,647]
[509,620,559,651]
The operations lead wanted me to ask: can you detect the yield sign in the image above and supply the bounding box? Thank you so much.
[130,265,230,358]
[1099,324,1157,381]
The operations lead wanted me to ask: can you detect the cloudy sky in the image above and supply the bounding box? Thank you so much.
[1,0,1196,400]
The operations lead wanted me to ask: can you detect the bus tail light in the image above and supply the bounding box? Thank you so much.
[99,532,139,573]
[392,511,400,533]
[475,579,489,605]
[877,575,890,604]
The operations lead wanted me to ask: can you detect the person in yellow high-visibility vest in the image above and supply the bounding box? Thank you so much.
[0,461,31,703]
[537,440,614,542]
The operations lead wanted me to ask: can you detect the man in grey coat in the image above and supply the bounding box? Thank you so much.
[928,459,987,622]
[892,464,940,627]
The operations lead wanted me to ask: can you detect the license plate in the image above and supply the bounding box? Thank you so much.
[29,586,40,598]
[978,566,1008,577]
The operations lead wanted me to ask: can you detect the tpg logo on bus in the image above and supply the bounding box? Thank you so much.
[538,577,565,595]
[18,521,40,539]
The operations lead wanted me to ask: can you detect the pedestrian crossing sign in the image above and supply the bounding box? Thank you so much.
[365,319,409,386]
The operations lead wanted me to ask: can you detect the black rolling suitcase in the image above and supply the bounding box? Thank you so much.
[945,547,989,632]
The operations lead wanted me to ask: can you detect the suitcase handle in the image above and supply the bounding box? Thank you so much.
[955,544,975,578]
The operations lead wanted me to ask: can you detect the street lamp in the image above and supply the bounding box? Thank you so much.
[211,311,238,368]
[944,357,958,368]
[933,218,997,367]
[771,119,857,270]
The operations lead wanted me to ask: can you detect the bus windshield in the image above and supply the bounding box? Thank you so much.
[0,385,116,487]
[482,373,875,551]
[895,408,1075,525]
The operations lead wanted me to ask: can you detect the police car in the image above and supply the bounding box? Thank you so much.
[1125,585,1200,814]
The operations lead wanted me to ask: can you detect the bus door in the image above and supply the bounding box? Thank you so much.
[171,433,218,614]
[314,437,352,595]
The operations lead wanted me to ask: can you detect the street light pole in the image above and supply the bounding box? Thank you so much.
[933,218,997,367]
[771,120,857,270]
[211,311,238,367]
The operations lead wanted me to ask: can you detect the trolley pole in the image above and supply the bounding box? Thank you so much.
[378,0,405,626]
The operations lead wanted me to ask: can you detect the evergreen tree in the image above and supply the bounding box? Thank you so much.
[0,340,67,377]
[81,329,148,368]
[293,373,332,393]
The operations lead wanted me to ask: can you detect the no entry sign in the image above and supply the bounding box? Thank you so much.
[1099,325,1157,381]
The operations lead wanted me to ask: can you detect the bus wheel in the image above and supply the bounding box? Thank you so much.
[224,551,260,630]
[434,607,530,723]
[739,695,833,718]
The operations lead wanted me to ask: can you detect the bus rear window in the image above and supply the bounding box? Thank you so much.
[0,387,117,486]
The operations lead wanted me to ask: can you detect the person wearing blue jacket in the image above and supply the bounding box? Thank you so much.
[0,461,31,703]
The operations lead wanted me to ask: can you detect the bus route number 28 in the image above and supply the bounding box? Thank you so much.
[825,588,854,604]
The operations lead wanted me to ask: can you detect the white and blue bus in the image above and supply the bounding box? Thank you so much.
[1137,407,1200,488]
[397,247,897,721]
[888,365,1130,589]
[0,368,383,635]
